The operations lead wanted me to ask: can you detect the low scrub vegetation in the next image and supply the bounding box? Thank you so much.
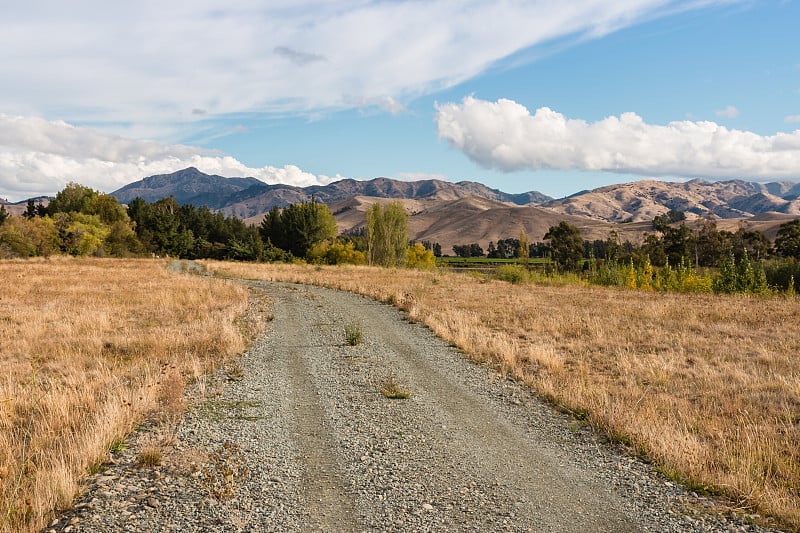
[0,258,251,533]
[379,375,411,399]
[205,260,800,529]
[344,322,363,346]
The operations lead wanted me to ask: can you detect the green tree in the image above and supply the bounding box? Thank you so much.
[148,197,190,256]
[283,200,337,257]
[544,222,584,272]
[775,219,800,259]
[652,209,686,231]
[662,224,693,267]
[260,201,337,258]
[86,193,129,225]
[732,227,771,261]
[604,230,621,261]
[0,205,8,225]
[227,226,268,261]
[60,213,111,256]
[104,220,146,257]
[259,206,286,251]
[452,243,483,257]
[695,218,726,267]
[47,183,98,215]
[713,249,769,294]
[24,199,38,219]
[366,201,408,267]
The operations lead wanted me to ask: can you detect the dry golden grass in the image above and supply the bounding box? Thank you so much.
[0,257,250,533]
[206,261,800,530]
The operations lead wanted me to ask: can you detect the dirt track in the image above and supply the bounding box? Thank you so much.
[49,280,777,532]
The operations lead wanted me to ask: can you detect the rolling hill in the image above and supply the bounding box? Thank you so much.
[104,168,800,252]
[542,179,800,222]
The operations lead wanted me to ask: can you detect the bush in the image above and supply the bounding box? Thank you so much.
[714,250,770,295]
[406,243,435,270]
[0,216,59,258]
[679,274,713,294]
[379,375,411,399]
[764,258,800,293]
[589,259,625,287]
[344,322,363,346]
[494,264,529,284]
[307,240,366,265]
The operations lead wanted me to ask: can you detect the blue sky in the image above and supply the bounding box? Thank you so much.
[1,0,799,201]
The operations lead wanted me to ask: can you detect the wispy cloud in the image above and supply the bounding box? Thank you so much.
[0,1,737,127]
[394,172,451,182]
[435,97,800,180]
[785,115,800,123]
[0,115,337,201]
[274,46,326,66]
[715,105,739,119]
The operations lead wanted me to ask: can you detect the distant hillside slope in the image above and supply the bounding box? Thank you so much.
[320,195,653,253]
[0,196,51,217]
[221,177,551,218]
[543,179,800,222]
[110,168,551,218]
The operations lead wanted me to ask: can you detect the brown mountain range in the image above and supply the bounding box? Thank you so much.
[542,178,800,222]
[39,169,798,252]
[302,195,654,251]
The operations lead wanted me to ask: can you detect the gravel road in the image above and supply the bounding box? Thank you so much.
[47,281,781,532]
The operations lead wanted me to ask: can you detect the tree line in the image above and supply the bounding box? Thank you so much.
[0,184,435,269]
[450,215,800,267]
[3,184,799,292]
[544,218,800,293]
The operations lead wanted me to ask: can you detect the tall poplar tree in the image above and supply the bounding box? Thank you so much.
[366,201,408,267]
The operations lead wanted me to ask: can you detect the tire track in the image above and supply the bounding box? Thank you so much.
[274,289,358,532]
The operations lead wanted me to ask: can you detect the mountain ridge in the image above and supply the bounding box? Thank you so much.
[101,168,800,251]
[542,178,800,222]
[110,168,800,224]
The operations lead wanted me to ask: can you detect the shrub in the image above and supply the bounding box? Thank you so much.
[680,274,713,293]
[406,243,436,270]
[138,442,163,467]
[494,264,529,284]
[379,375,411,399]
[344,322,363,346]
[764,258,800,293]
[307,240,366,265]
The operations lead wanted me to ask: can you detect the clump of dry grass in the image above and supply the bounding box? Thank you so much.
[379,375,411,399]
[137,441,163,468]
[0,257,250,533]
[344,321,363,346]
[205,260,800,529]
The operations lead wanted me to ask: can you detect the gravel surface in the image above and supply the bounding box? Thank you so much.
[46,281,784,532]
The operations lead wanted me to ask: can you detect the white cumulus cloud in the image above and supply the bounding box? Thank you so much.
[0,114,337,201]
[435,97,800,180]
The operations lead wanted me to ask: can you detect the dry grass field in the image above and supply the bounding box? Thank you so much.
[206,261,800,530]
[0,258,253,533]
